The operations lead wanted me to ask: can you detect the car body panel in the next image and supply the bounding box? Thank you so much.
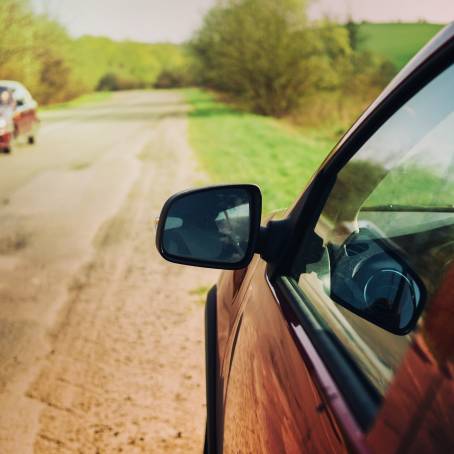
[14,106,38,137]
[219,260,367,453]
[367,263,454,453]
[217,261,454,453]
[215,210,284,374]
[367,336,453,453]
[0,87,16,149]
[0,132,13,149]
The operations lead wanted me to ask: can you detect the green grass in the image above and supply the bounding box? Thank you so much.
[359,22,444,70]
[367,165,454,207]
[41,91,112,111]
[184,89,334,213]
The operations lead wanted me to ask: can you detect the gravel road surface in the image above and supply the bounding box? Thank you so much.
[0,90,218,453]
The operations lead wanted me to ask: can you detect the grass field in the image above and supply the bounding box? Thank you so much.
[359,22,443,69]
[41,92,112,111]
[185,89,334,213]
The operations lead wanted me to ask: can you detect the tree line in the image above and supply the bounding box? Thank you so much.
[0,0,190,104]
[1,0,396,124]
[189,0,396,125]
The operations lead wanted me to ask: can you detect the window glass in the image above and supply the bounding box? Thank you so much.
[12,84,32,104]
[291,64,454,396]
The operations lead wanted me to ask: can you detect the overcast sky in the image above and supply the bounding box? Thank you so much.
[31,0,454,43]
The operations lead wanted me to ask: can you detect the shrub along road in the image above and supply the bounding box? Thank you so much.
[0,91,217,453]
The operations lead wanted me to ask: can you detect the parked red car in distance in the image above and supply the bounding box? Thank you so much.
[0,80,39,153]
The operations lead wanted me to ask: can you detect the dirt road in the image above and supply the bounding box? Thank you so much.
[0,91,218,453]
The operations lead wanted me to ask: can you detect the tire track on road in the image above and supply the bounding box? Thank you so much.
[26,112,218,453]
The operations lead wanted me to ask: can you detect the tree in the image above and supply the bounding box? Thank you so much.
[0,0,80,103]
[0,0,33,65]
[190,0,352,116]
[345,17,363,51]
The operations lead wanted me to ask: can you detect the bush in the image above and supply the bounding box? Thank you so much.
[97,73,149,91]
[0,0,80,104]
[72,37,192,93]
[97,73,119,91]
[190,0,357,117]
[154,69,190,88]
[190,0,397,123]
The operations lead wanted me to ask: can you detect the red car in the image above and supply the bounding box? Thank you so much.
[156,24,454,453]
[0,80,39,153]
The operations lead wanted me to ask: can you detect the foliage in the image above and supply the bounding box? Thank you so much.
[70,37,191,92]
[154,68,192,89]
[345,18,364,50]
[0,0,192,104]
[184,88,334,213]
[189,0,403,125]
[185,87,454,215]
[190,0,355,117]
[0,0,443,112]
[0,0,78,103]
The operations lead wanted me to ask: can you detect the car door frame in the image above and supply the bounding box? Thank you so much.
[12,85,35,137]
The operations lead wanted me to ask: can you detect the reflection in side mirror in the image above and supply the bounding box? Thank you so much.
[156,185,262,269]
[330,227,426,335]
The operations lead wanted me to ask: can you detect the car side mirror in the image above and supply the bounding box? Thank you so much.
[156,184,262,269]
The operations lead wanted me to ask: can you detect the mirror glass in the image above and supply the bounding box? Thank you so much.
[329,226,424,334]
[161,187,253,265]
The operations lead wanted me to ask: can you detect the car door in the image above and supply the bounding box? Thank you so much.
[13,85,35,136]
[221,35,453,453]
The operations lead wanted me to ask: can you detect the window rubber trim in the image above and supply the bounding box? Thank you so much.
[276,276,381,432]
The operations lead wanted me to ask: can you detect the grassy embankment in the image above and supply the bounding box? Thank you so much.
[41,92,112,111]
[185,89,334,213]
[184,23,444,213]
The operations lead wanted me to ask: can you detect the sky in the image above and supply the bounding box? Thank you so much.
[31,0,454,43]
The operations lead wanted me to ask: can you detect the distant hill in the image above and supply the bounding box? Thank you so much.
[70,36,189,92]
[358,22,444,70]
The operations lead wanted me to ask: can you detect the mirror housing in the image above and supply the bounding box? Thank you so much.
[156,184,262,269]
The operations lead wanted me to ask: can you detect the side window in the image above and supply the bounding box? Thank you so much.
[12,85,31,106]
[291,64,454,396]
